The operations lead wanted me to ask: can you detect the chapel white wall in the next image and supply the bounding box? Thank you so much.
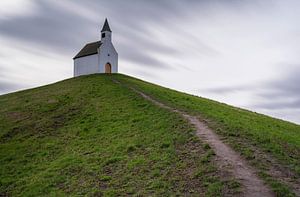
[74,54,98,77]
[98,41,118,73]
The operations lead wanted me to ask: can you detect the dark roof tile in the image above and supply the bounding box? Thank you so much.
[73,41,101,59]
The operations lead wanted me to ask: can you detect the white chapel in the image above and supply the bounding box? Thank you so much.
[73,19,118,77]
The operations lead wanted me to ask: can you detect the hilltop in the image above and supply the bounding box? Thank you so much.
[0,74,299,196]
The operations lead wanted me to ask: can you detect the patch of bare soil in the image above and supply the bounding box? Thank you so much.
[118,81,274,197]
[265,158,300,196]
[231,133,300,195]
[6,111,28,121]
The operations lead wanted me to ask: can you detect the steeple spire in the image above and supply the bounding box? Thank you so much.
[101,18,112,32]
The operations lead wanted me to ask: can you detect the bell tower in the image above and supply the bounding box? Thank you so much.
[101,18,112,43]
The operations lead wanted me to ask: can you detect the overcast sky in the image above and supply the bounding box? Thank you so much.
[0,0,299,124]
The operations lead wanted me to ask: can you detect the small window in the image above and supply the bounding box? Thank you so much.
[102,33,105,38]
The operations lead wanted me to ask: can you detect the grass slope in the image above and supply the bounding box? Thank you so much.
[115,74,300,196]
[0,75,239,196]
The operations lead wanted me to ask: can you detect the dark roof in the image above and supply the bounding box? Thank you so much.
[73,41,102,59]
[101,18,112,32]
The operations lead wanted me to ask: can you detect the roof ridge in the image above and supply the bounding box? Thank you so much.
[85,40,101,45]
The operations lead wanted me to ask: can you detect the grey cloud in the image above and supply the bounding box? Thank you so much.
[0,0,186,69]
[0,63,11,78]
[0,0,232,72]
[200,65,300,111]
[0,1,93,54]
[264,68,300,97]
[254,66,300,110]
[201,85,255,94]
[0,80,22,92]
[0,0,183,52]
[0,0,270,56]
[254,99,300,110]
[121,47,169,69]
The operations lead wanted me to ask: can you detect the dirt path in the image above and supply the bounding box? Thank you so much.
[112,79,274,197]
[138,90,273,197]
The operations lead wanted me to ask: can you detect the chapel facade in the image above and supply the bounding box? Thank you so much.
[73,19,118,76]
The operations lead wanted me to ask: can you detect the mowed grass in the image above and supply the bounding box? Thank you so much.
[115,74,300,196]
[0,74,238,196]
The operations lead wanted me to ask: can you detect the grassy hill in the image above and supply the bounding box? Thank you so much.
[0,74,299,196]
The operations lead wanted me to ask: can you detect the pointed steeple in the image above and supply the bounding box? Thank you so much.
[101,18,112,32]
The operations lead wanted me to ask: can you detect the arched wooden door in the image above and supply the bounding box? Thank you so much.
[105,63,111,74]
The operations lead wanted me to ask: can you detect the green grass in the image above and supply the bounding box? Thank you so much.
[0,74,237,196]
[115,74,300,196]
